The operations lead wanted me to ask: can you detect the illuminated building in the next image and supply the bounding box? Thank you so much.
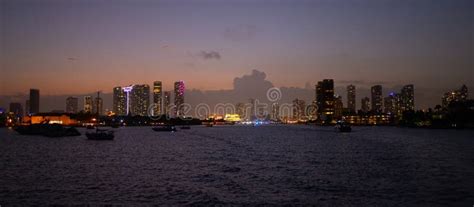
[113,87,127,116]
[174,81,185,116]
[123,85,134,115]
[442,85,468,108]
[131,84,150,116]
[93,95,103,115]
[400,84,415,111]
[29,89,40,114]
[9,102,23,117]
[23,113,78,125]
[84,96,93,113]
[271,102,280,121]
[292,99,306,120]
[224,114,241,122]
[153,81,163,116]
[361,97,370,113]
[316,79,334,123]
[371,85,383,113]
[334,95,343,119]
[66,97,78,113]
[164,91,171,115]
[384,93,400,115]
[347,85,356,113]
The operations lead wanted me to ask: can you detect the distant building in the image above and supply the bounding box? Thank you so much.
[163,91,171,115]
[384,93,399,115]
[371,85,383,113]
[442,85,468,108]
[84,96,93,113]
[29,89,40,114]
[131,84,150,116]
[316,79,335,123]
[174,81,185,116]
[334,95,343,119]
[23,113,78,125]
[400,84,415,111]
[113,87,127,116]
[292,99,306,120]
[361,97,370,113]
[347,85,356,113]
[153,81,163,116]
[9,102,23,117]
[25,100,30,115]
[93,95,103,115]
[66,97,78,113]
[271,102,280,121]
[236,102,246,120]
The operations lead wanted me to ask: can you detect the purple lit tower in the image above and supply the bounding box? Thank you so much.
[174,81,185,117]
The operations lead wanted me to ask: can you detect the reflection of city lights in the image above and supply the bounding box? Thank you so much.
[91,118,97,122]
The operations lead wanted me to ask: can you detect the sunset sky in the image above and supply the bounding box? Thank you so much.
[1,0,473,110]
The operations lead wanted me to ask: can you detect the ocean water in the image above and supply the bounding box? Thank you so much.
[0,125,473,206]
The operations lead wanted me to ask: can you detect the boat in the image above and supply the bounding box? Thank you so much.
[335,121,352,132]
[205,123,214,127]
[14,124,81,137]
[86,129,114,140]
[152,125,177,132]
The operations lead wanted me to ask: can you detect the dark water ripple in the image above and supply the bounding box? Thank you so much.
[0,125,473,206]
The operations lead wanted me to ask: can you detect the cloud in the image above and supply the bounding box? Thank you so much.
[223,24,257,42]
[197,51,221,60]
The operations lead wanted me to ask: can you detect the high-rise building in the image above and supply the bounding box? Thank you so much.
[131,84,150,116]
[9,102,23,117]
[316,79,334,122]
[113,87,127,116]
[271,102,280,121]
[236,102,246,120]
[84,96,93,113]
[163,91,171,115]
[384,93,399,115]
[93,95,103,115]
[292,99,306,120]
[371,85,383,113]
[442,85,468,108]
[25,100,30,115]
[29,89,40,114]
[400,84,414,111]
[174,81,185,116]
[361,97,370,113]
[347,85,356,113]
[153,81,163,116]
[334,95,343,119]
[66,97,78,113]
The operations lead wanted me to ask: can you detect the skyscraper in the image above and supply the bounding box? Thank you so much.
[292,99,305,120]
[153,81,163,116]
[66,97,78,113]
[25,100,30,115]
[93,95,103,115]
[84,96,93,113]
[400,84,414,111]
[384,93,399,115]
[334,95,343,119]
[113,87,127,116]
[442,85,468,108]
[371,85,383,113]
[29,89,40,114]
[9,102,23,117]
[130,84,150,116]
[174,81,185,116]
[347,85,356,113]
[271,102,280,121]
[164,91,171,115]
[361,97,370,113]
[316,79,334,122]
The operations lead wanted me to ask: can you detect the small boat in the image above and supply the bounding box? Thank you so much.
[335,121,352,132]
[86,129,114,140]
[180,125,191,130]
[152,125,177,132]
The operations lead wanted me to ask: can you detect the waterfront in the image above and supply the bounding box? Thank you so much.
[0,126,473,206]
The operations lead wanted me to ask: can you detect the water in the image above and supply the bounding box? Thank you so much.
[0,125,473,206]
